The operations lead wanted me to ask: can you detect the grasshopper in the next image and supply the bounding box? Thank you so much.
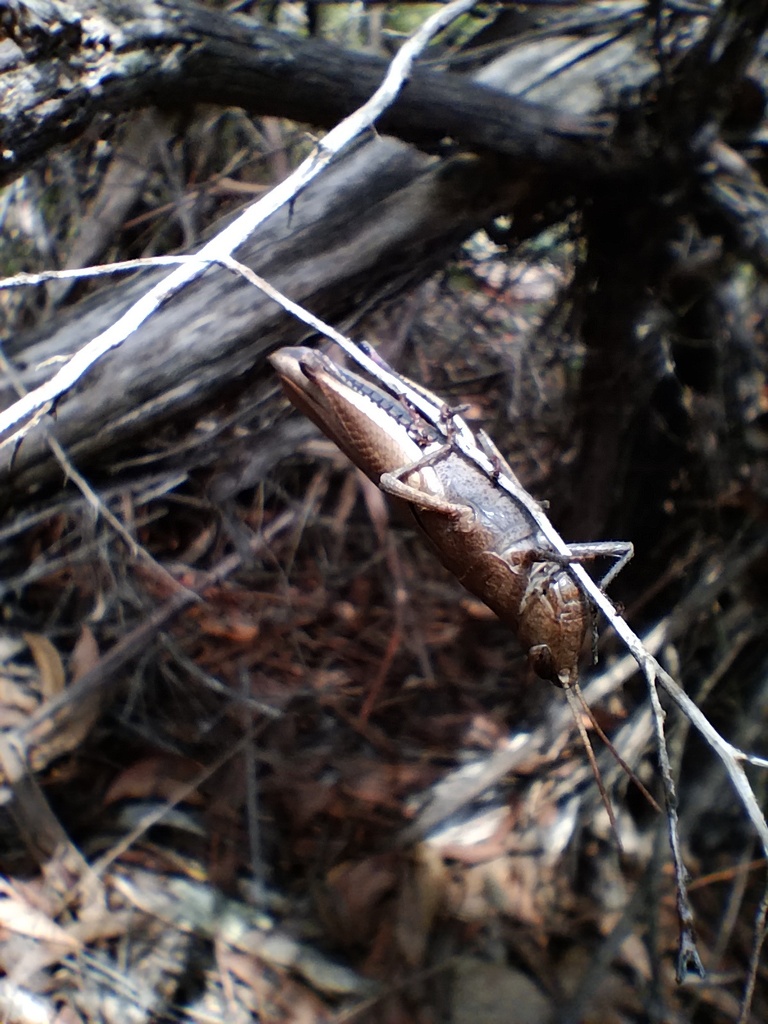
[269,346,633,689]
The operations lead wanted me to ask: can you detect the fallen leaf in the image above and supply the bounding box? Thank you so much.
[69,625,100,681]
[0,895,80,950]
[23,633,65,699]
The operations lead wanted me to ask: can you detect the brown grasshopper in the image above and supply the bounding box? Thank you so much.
[269,346,633,688]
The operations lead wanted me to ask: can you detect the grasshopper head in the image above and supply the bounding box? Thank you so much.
[518,563,590,687]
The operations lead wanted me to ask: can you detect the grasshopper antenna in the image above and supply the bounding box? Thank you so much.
[570,682,662,815]
[563,682,623,851]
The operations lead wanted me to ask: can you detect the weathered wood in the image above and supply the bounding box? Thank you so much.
[0,0,618,190]
[0,141,523,502]
[0,1,633,505]
[2,0,767,514]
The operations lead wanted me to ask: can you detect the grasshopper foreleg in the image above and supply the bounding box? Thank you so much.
[530,541,634,590]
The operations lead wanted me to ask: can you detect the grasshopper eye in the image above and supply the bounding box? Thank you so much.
[528,643,577,688]
[527,643,558,685]
[298,357,319,382]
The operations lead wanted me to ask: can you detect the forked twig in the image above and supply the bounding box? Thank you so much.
[0,0,481,443]
[231,257,768,983]
[2,0,765,1000]
[232,256,768,849]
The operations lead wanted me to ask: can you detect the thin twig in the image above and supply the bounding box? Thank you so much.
[219,259,768,979]
[0,0,481,442]
[219,258,768,857]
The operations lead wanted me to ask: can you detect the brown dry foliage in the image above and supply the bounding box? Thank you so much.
[1,3,768,1024]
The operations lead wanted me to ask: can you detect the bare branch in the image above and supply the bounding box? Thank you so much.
[0,0,480,443]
